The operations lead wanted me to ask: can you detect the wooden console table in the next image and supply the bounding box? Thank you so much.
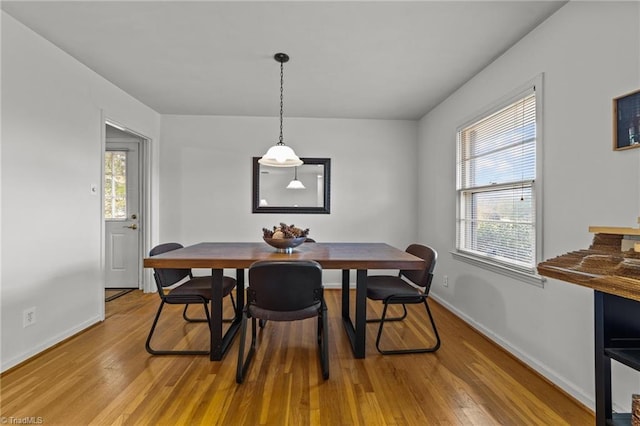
[538,227,640,425]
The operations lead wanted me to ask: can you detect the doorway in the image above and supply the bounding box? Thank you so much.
[104,123,146,293]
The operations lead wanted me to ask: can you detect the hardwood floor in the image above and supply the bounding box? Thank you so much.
[1,290,593,425]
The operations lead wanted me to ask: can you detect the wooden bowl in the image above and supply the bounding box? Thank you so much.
[263,236,307,253]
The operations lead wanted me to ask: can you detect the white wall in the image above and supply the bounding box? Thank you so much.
[418,1,640,410]
[159,115,418,284]
[0,12,161,371]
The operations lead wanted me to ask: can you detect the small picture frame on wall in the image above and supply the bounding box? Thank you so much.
[613,88,640,151]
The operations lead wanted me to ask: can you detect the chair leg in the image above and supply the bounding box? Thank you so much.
[182,303,208,322]
[146,300,210,355]
[221,292,237,323]
[236,315,257,383]
[229,291,237,313]
[318,306,329,380]
[422,299,441,352]
[375,298,440,355]
[222,292,238,323]
[183,297,236,323]
[366,303,407,323]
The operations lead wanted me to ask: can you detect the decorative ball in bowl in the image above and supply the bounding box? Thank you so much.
[262,223,310,253]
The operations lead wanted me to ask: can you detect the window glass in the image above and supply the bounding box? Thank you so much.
[104,151,127,219]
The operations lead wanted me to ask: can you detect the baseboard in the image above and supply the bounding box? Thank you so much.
[1,315,102,373]
[429,293,595,412]
[324,282,346,290]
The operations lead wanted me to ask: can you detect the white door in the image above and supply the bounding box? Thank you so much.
[104,140,140,289]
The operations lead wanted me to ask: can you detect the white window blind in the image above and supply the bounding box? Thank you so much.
[456,88,538,273]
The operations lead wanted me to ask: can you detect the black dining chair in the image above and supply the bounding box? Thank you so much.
[366,243,441,355]
[257,236,315,329]
[146,242,237,355]
[255,236,316,328]
[237,260,329,383]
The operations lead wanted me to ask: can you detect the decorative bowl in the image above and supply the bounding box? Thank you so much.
[263,236,307,253]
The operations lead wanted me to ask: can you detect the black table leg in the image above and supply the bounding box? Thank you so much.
[210,268,224,361]
[354,269,367,358]
[342,269,350,318]
[341,268,367,358]
[594,291,611,425]
[235,268,245,318]
[210,268,243,361]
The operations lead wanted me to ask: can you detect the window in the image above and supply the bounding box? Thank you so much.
[104,151,127,219]
[455,80,542,283]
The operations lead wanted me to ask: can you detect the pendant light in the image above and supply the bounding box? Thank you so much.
[286,167,306,189]
[259,53,303,167]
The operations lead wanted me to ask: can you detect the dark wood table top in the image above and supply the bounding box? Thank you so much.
[144,242,424,270]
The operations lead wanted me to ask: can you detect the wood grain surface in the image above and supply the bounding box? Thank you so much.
[0,290,593,425]
[143,242,426,270]
[538,233,640,302]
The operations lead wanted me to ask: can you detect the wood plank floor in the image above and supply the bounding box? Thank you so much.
[1,290,593,425]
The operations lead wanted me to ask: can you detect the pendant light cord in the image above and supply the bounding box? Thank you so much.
[279,60,284,145]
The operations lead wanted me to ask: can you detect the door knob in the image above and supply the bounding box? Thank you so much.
[124,224,138,230]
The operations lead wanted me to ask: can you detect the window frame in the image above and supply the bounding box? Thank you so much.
[453,75,544,286]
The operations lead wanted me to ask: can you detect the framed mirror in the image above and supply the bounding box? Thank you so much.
[252,157,331,214]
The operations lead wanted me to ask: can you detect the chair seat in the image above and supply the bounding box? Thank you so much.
[167,275,236,301]
[248,301,321,321]
[366,275,422,301]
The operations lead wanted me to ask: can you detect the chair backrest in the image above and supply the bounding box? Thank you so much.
[400,244,437,291]
[248,260,323,311]
[149,242,191,288]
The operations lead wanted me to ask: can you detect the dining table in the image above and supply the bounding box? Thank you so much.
[143,242,425,361]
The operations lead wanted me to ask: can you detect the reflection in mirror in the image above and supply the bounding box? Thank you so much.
[252,157,331,214]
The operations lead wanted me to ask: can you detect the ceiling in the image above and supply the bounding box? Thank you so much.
[1,1,566,120]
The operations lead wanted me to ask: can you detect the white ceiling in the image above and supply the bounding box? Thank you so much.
[1,1,566,120]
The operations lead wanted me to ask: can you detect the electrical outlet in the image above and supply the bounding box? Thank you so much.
[23,307,36,328]
[443,275,449,287]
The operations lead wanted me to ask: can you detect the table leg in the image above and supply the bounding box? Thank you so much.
[342,269,350,318]
[209,268,243,361]
[235,268,245,318]
[341,268,367,359]
[594,291,613,425]
[210,268,224,361]
[354,269,367,358]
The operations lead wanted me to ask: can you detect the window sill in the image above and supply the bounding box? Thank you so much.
[451,251,546,288]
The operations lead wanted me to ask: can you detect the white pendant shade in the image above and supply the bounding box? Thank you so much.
[286,179,305,189]
[286,165,305,189]
[259,144,303,167]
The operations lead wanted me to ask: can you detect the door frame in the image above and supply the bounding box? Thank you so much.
[100,115,153,319]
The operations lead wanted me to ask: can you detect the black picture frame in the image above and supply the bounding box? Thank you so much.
[252,157,331,214]
[614,89,640,151]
